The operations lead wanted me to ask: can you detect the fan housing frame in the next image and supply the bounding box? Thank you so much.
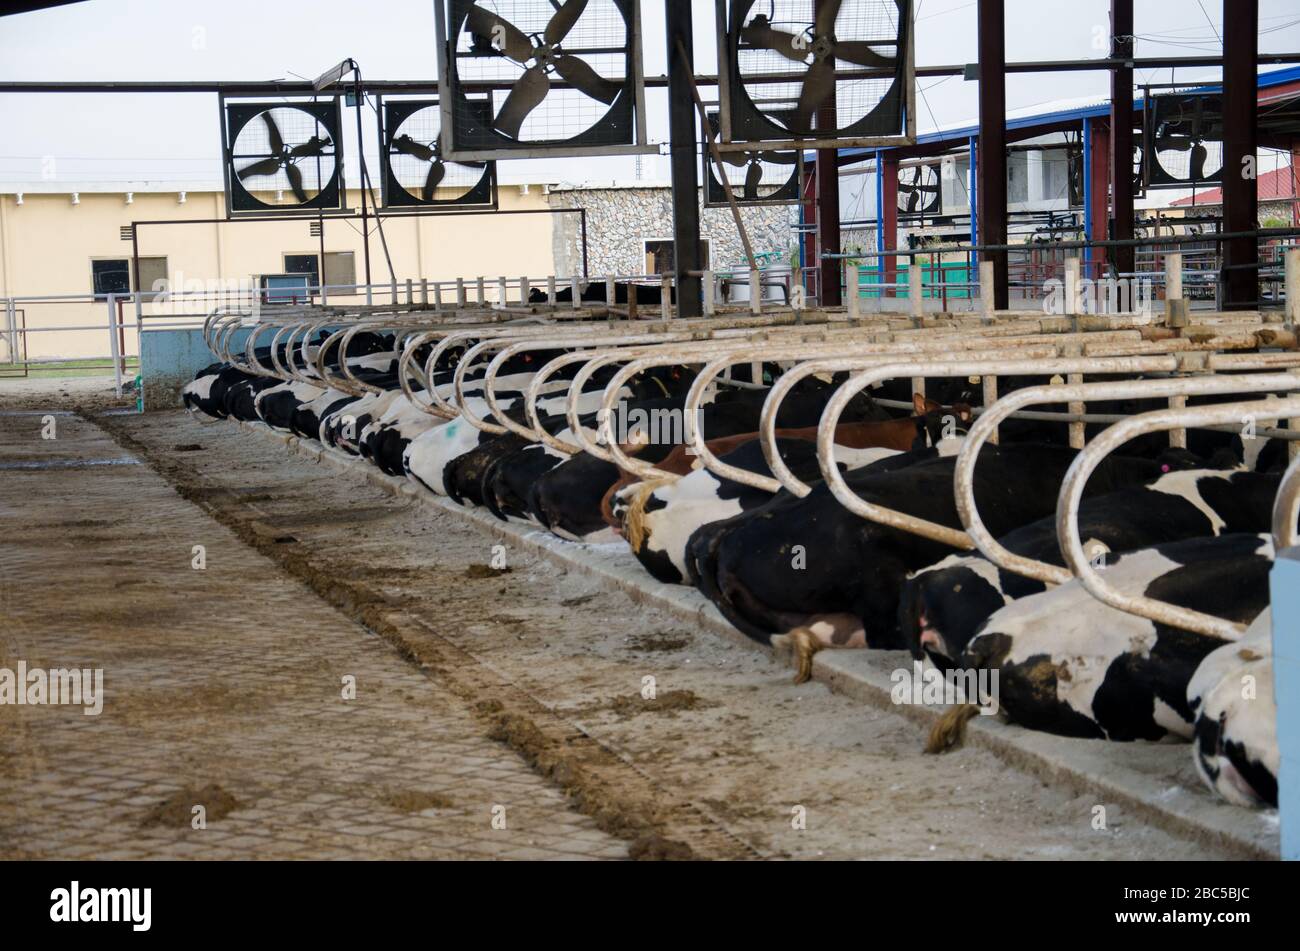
[714,0,916,153]
[703,112,803,207]
[221,95,347,218]
[434,0,655,161]
[378,95,499,210]
[1142,89,1225,191]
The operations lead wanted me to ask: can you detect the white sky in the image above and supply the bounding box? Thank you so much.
[0,0,1297,188]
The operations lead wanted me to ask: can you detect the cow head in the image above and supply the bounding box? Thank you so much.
[911,394,973,451]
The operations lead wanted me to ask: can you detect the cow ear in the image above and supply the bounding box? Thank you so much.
[956,402,973,422]
[912,393,927,415]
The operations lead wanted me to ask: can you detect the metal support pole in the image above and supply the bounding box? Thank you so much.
[106,294,123,397]
[520,275,530,303]
[497,276,508,307]
[1272,549,1300,860]
[702,270,716,316]
[547,275,557,306]
[420,278,429,306]
[1286,247,1299,323]
[665,0,703,318]
[1222,0,1260,309]
[1110,0,1135,278]
[475,276,485,304]
[909,260,923,319]
[879,152,899,298]
[816,151,841,307]
[977,0,1009,310]
[980,260,995,319]
[406,278,413,305]
[847,263,860,318]
[570,275,581,310]
[749,267,761,314]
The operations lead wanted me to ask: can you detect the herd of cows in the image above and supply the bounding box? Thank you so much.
[182,320,1288,817]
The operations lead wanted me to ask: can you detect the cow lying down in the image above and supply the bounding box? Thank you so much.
[613,396,970,585]
[689,443,1176,682]
[900,466,1281,669]
[944,533,1274,748]
[1187,608,1277,808]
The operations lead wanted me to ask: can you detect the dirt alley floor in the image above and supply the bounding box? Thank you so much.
[0,401,1243,859]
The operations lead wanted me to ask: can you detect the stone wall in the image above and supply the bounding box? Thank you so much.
[547,185,795,277]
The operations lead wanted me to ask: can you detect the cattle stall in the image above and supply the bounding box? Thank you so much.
[172,249,1300,857]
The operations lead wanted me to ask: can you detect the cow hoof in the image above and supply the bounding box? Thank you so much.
[924,704,980,754]
[790,628,823,684]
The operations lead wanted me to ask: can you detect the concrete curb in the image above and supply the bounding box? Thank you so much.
[231,417,1280,859]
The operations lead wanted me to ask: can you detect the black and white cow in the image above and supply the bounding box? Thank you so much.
[1187,609,1278,807]
[690,444,1178,659]
[959,532,1274,742]
[523,385,889,542]
[615,403,967,585]
[900,466,1279,668]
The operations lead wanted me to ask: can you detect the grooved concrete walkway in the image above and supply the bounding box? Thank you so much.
[0,413,626,860]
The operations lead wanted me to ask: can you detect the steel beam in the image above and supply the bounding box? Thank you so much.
[1086,117,1111,271]
[976,0,1008,309]
[1223,0,1260,309]
[880,152,899,297]
[814,0,842,307]
[1109,0,1135,278]
[665,0,702,317]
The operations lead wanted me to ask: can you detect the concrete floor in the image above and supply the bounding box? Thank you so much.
[0,399,1257,859]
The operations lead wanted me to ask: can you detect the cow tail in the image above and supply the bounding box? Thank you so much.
[924,704,980,754]
[622,476,677,552]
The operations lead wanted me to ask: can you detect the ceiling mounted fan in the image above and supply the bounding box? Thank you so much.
[380,98,496,209]
[466,0,621,137]
[719,0,913,150]
[437,0,649,159]
[223,100,344,215]
[897,163,939,214]
[236,113,331,203]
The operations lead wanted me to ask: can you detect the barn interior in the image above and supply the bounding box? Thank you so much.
[3,0,1300,873]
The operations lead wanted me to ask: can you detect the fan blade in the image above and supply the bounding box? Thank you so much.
[1155,136,1195,152]
[721,152,751,167]
[739,22,808,63]
[831,40,896,68]
[290,135,331,159]
[1189,144,1208,182]
[756,150,798,165]
[262,112,285,154]
[544,0,588,46]
[466,6,533,62]
[794,57,836,130]
[814,0,843,38]
[392,134,437,162]
[422,160,446,201]
[744,161,763,199]
[237,157,283,180]
[494,65,551,138]
[552,54,620,105]
[907,190,919,212]
[285,162,308,203]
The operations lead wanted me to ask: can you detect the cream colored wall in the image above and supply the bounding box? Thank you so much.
[0,186,557,361]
